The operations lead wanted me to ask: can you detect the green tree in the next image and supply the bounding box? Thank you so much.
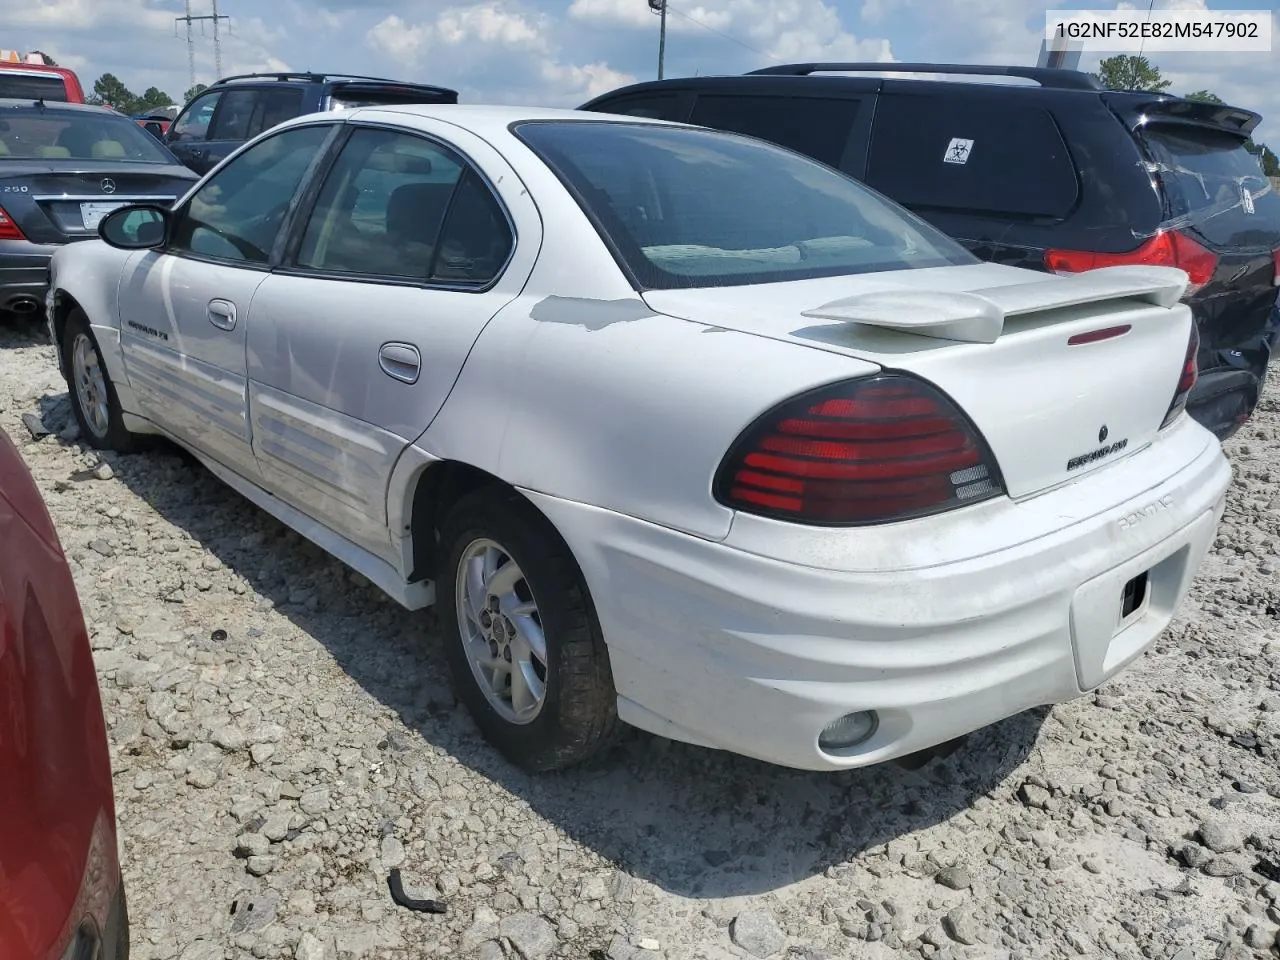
[1091,55,1171,93]
[1245,141,1279,177]
[183,83,209,104]
[88,73,140,113]
[1184,90,1224,104]
[136,87,174,113]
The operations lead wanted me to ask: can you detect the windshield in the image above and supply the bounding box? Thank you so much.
[0,107,173,163]
[514,120,976,290]
[1144,126,1280,251]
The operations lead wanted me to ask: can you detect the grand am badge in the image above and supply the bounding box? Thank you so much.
[1067,434,1128,472]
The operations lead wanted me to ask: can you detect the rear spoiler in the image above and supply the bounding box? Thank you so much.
[330,81,458,103]
[800,266,1188,343]
[1102,92,1260,138]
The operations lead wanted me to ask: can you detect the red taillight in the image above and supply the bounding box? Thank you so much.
[715,374,1005,525]
[1045,230,1219,294]
[1272,247,1279,287]
[1161,321,1200,429]
[0,206,25,241]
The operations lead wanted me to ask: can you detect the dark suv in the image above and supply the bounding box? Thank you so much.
[582,63,1280,441]
[165,72,458,176]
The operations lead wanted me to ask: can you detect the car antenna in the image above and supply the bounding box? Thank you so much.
[34,97,45,112]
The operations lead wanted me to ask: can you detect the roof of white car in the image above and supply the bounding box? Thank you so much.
[339,102,682,138]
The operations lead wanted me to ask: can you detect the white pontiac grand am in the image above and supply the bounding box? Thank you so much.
[45,105,1230,773]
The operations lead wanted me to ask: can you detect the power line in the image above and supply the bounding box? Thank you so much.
[666,5,781,64]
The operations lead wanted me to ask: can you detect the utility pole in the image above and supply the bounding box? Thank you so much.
[648,0,667,80]
[176,1,232,92]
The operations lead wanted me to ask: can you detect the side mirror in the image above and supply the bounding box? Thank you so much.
[99,205,169,250]
[143,121,165,140]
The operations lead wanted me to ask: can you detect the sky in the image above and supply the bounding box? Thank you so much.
[2,0,1278,141]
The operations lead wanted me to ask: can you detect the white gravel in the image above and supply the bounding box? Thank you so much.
[3,317,1280,960]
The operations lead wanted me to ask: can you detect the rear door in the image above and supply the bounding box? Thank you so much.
[197,86,306,174]
[245,117,539,558]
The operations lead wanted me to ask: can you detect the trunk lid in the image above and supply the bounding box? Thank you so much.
[643,261,1195,501]
[0,163,195,243]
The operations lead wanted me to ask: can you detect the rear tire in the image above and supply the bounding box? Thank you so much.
[437,487,621,771]
[63,308,136,452]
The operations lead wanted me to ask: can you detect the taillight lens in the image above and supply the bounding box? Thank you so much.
[1161,321,1200,429]
[0,205,26,241]
[1272,247,1279,286]
[714,374,1005,525]
[1045,230,1219,295]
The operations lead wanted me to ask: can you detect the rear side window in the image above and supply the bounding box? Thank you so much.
[592,94,684,121]
[0,72,68,102]
[689,95,859,169]
[1143,127,1280,250]
[866,97,1079,219]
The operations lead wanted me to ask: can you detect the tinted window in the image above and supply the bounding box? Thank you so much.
[689,95,859,169]
[594,94,683,121]
[1144,127,1280,250]
[866,97,1079,219]
[297,128,464,279]
[173,124,330,264]
[255,88,304,136]
[209,89,257,141]
[0,108,172,162]
[432,170,513,284]
[171,92,222,142]
[0,73,68,102]
[516,120,974,290]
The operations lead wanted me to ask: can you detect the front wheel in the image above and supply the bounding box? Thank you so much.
[437,487,621,771]
[63,309,136,452]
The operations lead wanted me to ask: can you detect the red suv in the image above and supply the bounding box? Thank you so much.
[0,426,128,959]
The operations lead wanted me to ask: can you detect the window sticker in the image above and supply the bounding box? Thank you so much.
[944,137,974,165]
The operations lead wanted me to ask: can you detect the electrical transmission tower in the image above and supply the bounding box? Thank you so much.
[177,0,232,93]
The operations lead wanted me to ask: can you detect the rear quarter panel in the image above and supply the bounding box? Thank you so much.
[413,137,880,540]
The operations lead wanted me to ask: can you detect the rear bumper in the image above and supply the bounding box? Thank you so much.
[0,241,57,311]
[524,416,1231,771]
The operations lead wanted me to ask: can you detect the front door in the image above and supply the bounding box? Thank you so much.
[244,120,540,558]
[118,122,337,480]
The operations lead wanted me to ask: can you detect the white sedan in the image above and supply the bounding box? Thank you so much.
[46,105,1230,772]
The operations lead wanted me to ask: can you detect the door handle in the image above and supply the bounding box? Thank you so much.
[207,299,237,331]
[378,342,421,384]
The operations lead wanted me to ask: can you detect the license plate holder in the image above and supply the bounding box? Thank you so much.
[80,201,126,231]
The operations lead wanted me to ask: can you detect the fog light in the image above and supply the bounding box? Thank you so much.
[818,710,878,751]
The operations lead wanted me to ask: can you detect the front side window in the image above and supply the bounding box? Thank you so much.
[171,124,331,264]
[295,127,512,284]
[170,92,222,143]
[516,120,975,290]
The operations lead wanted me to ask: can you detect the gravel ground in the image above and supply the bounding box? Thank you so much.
[3,316,1280,960]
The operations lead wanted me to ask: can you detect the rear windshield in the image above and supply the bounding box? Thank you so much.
[515,120,976,290]
[0,107,173,163]
[1144,126,1280,250]
[0,73,69,102]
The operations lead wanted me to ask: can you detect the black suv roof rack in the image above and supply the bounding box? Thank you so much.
[208,72,444,88]
[746,62,1102,91]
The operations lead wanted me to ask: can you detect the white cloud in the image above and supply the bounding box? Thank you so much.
[568,0,893,64]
